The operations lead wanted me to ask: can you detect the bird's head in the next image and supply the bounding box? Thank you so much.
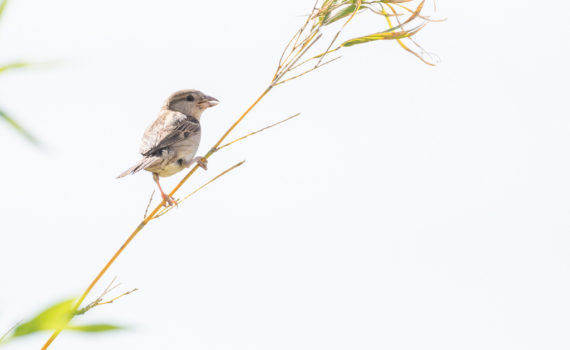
[163,89,219,118]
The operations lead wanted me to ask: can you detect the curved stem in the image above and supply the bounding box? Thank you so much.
[41,87,272,349]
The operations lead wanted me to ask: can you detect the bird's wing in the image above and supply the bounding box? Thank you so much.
[139,110,201,156]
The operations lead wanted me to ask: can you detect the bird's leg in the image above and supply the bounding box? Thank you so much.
[153,173,177,207]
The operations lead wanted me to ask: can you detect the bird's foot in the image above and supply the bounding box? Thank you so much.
[196,157,208,170]
[161,193,178,207]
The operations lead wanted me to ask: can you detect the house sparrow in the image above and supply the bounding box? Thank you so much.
[117,89,219,206]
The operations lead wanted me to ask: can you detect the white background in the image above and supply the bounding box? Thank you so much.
[1,0,569,349]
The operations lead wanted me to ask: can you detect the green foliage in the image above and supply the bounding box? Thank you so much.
[67,324,124,333]
[0,0,40,145]
[322,4,362,25]
[0,299,124,346]
[0,0,8,20]
[0,62,32,74]
[341,23,425,47]
[12,299,75,338]
[0,109,40,145]
[319,0,438,65]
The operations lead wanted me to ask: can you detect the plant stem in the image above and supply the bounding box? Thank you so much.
[40,1,435,346]
[41,87,272,349]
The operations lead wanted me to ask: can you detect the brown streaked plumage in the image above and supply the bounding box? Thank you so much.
[117,89,219,206]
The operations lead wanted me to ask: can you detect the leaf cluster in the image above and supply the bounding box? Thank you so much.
[0,299,123,346]
[271,0,440,88]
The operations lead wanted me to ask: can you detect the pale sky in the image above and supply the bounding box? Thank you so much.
[1,0,569,349]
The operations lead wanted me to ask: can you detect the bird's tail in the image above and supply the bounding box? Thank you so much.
[116,157,158,178]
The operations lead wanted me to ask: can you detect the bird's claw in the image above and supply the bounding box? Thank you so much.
[196,157,208,170]
[161,193,178,207]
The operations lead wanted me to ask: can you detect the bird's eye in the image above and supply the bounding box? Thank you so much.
[186,95,195,102]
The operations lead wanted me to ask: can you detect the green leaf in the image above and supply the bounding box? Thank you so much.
[0,0,8,21]
[340,24,425,47]
[0,108,40,145]
[322,2,369,26]
[67,324,124,333]
[341,32,406,46]
[322,4,357,25]
[0,62,32,74]
[4,299,125,343]
[12,299,75,338]
[318,0,342,25]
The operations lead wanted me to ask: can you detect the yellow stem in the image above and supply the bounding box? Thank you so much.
[41,87,273,349]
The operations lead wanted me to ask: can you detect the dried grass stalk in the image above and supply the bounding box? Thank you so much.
[41,1,439,348]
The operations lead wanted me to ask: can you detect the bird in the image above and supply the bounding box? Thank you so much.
[117,89,219,206]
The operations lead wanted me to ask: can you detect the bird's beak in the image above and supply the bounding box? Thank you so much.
[199,95,220,109]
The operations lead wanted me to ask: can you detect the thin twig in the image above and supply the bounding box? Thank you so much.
[103,276,121,295]
[143,190,155,219]
[274,1,318,81]
[96,289,138,307]
[315,0,361,67]
[76,277,137,316]
[275,27,304,80]
[156,113,300,217]
[155,161,245,218]
[275,27,321,84]
[273,33,322,85]
[314,30,341,67]
[156,113,299,217]
[293,0,319,48]
[287,45,341,72]
[76,277,118,315]
[216,113,301,151]
[275,56,341,86]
